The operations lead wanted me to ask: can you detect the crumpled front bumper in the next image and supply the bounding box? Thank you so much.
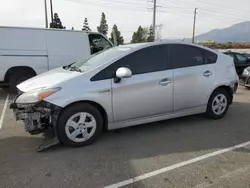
[10,97,61,135]
[10,96,62,151]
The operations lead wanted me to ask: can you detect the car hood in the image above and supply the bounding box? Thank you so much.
[17,67,82,93]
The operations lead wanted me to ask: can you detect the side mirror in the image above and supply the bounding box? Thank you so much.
[116,67,132,79]
[114,67,132,84]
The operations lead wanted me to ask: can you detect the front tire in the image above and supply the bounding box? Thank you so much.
[206,88,230,119]
[57,103,103,147]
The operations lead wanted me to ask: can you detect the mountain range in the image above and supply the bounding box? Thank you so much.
[162,21,250,43]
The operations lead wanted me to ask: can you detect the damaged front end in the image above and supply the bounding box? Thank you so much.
[9,90,62,151]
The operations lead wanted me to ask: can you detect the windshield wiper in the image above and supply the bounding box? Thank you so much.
[69,66,82,72]
[63,62,76,70]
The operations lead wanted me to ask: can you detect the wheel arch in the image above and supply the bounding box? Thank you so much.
[208,85,233,104]
[4,66,37,82]
[59,100,109,131]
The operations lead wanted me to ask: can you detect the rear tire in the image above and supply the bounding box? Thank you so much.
[57,103,103,147]
[205,88,230,119]
[9,74,34,93]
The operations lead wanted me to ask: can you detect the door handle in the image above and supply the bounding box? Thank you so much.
[203,70,213,77]
[159,78,171,86]
[99,89,111,93]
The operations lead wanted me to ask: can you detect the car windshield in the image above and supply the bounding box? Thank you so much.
[66,47,131,72]
[243,53,250,58]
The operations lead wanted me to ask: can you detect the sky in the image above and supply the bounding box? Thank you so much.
[0,0,249,42]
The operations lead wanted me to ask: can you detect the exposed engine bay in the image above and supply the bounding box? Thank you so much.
[10,97,62,151]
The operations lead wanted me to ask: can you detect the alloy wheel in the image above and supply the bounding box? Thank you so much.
[212,94,228,115]
[65,112,97,143]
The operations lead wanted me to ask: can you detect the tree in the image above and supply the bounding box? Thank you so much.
[82,17,91,31]
[97,12,108,36]
[109,24,124,46]
[50,13,65,29]
[131,26,148,43]
[147,25,154,42]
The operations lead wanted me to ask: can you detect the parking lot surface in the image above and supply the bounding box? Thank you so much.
[1,86,250,188]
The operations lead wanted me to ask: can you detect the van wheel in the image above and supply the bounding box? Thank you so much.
[206,88,230,119]
[57,103,103,147]
[9,74,33,93]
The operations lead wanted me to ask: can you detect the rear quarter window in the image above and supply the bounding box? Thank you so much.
[202,49,218,64]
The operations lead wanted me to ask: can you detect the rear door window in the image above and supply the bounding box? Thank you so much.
[201,49,218,64]
[169,44,205,69]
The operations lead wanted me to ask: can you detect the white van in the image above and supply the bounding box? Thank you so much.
[0,26,113,92]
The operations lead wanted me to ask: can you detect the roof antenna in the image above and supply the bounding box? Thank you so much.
[181,38,185,42]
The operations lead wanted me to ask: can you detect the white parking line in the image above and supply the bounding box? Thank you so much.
[0,94,9,129]
[104,141,250,188]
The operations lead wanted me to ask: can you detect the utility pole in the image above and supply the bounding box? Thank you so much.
[44,0,48,28]
[50,0,54,23]
[152,0,157,41]
[192,8,197,43]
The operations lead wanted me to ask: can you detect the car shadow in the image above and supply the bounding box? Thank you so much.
[1,101,250,188]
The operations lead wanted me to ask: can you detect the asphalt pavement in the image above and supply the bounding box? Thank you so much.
[0,86,250,188]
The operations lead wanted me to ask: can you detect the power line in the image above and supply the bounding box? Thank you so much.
[158,4,193,11]
[198,10,249,20]
[95,0,147,5]
[62,0,151,12]
[62,0,249,21]
[183,0,248,13]
[159,0,194,9]
[193,0,250,12]
[63,0,149,10]
[60,0,249,41]
[158,6,193,14]
[197,11,249,22]
[199,15,249,23]
[159,0,250,15]
[158,2,249,23]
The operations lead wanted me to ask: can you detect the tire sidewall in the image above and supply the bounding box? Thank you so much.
[206,88,230,119]
[57,103,103,147]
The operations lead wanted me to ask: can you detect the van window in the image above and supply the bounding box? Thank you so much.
[88,34,112,54]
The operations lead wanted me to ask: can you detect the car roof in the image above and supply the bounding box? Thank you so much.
[116,41,218,53]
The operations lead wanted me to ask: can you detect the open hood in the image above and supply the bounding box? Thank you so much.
[17,67,82,93]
